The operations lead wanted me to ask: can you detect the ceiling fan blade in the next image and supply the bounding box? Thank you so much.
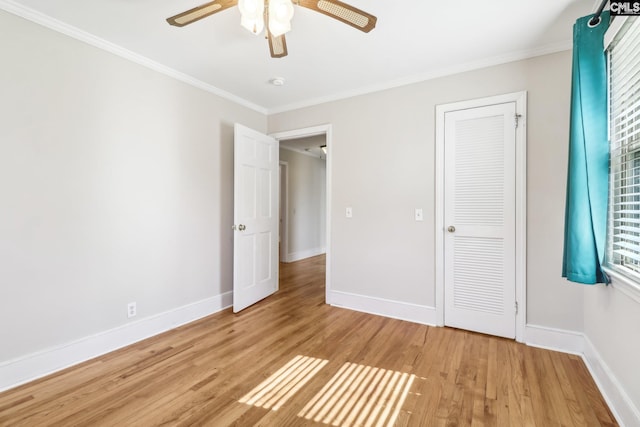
[295,0,376,33]
[268,32,288,58]
[167,0,238,27]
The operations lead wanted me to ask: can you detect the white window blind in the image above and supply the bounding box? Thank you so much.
[608,17,640,279]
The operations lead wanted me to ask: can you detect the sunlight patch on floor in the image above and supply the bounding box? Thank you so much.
[297,362,415,426]
[239,355,328,411]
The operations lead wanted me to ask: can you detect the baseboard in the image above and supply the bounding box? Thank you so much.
[329,290,437,326]
[524,324,584,355]
[583,336,640,427]
[286,247,326,263]
[0,291,232,393]
[524,324,639,426]
[2,293,637,427]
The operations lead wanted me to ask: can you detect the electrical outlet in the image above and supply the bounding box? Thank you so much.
[127,302,137,318]
[346,207,353,218]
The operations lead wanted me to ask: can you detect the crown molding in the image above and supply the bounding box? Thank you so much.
[266,40,572,115]
[1,0,574,118]
[0,0,268,115]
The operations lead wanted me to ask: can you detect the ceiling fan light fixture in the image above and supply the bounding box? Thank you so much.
[268,18,291,37]
[239,0,265,34]
[268,0,294,37]
[241,15,265,34]
[238,0,263,16]
[166,0,377,58]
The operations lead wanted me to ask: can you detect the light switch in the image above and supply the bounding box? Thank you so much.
[346,207,353,218]
[415,208,423,221]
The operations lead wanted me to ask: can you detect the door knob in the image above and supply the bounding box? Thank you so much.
[448,225,456,233]
[238,224,246,231]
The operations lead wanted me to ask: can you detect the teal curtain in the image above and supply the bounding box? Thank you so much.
[562,11,611,284]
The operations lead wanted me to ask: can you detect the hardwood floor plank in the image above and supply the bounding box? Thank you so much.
[485,338,498,401]
[537,349,577,426]
[505,342,533,426]
[568,356,618,426]
[0,255,618,426]
[551,353,587,427]
[495,339,513,426]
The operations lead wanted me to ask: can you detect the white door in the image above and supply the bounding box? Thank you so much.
[233,124,279,313]
[444,102,516,338]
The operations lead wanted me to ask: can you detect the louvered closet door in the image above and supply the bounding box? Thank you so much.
[444,102,516,339]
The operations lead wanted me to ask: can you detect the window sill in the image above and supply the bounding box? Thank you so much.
[602,266,640,304]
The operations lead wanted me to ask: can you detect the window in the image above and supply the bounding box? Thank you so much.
[606,17,640,290]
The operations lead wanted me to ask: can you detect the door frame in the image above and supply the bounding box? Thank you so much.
[270,124,333,304]
[279,161,289,262]
[435,91,527,342]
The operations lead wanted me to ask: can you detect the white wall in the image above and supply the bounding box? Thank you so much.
[269,50,584,331]
[584,286,640,422]
[280,146,326,261]
[0,10,266,364]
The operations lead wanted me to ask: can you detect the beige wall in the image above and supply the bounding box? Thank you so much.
[0,10,266,362]
[269,50,585,331]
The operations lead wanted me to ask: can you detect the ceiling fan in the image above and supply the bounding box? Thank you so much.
[166,0,377,58]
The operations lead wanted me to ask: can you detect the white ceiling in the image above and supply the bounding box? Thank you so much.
[2,0,595,113]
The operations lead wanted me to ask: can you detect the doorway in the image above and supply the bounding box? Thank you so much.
[271,125,332,303]
[435,92,527,341]
[279,135,326,263]
[279,161,288,262]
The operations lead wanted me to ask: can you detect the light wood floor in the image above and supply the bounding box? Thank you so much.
[0,255,617,426]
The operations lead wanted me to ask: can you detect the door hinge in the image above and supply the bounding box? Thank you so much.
[515,301,519,315]
[515,114,522,128]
